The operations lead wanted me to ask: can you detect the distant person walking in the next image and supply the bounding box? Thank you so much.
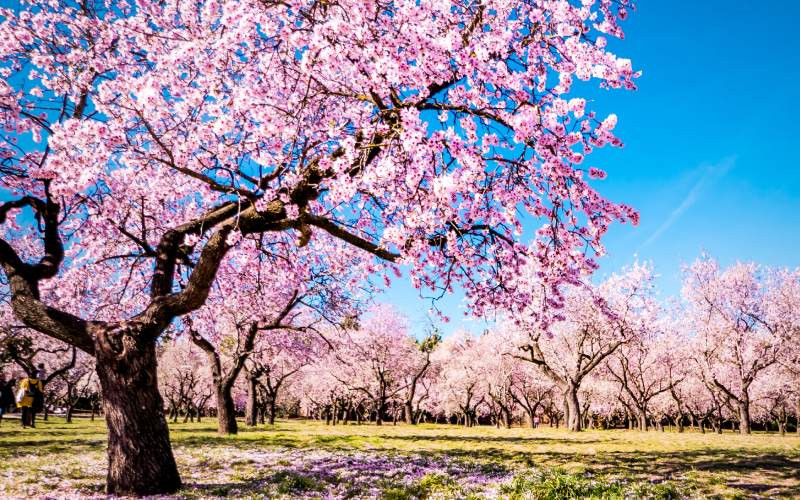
[0,375,16,425]
[16,371,44,428]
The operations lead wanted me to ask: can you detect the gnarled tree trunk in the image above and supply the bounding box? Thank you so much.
[215,383,237,434]
[94,329,181,496]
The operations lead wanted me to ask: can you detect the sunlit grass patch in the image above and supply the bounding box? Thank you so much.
[0,417,798,498]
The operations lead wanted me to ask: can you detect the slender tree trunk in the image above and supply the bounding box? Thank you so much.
[375,400,384,426]
[245,376,257,426]
[796,399,800,435]
[794,398,800,436]
[268,396,276,425]
[94,335,181,495]
[66,405,74,423]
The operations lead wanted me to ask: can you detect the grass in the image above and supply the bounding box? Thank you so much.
[0,416,798,498]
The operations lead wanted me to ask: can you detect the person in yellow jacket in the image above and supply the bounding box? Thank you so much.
[16,371,44,428]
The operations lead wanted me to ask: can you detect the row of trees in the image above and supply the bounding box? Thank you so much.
[155,257,796,437]
[10,255,792,442]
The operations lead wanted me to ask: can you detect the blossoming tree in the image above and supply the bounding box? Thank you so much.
[0,0,637,492]
[683,257,793,434]
[511,263,657,431]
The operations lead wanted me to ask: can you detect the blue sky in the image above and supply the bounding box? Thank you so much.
[387,1,800,337]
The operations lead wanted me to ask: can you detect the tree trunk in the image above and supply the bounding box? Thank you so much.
[675,416,684,433]
[66,405,74,423]
[245,376,258,426]
[375,400,384,426]
[404,400,414,425]
[565,385,581,432]
[637,410,648,431]
[268,396,276,425]
[215,383,238,435]
[796,399,800,435]
[502,408,512,429]
[94,335,181,496]
[738,399,751,435]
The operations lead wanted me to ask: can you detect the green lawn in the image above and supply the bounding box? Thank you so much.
[0,417,798,498]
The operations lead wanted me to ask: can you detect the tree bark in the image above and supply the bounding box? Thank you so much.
[738,399,751,435]
[796,399,800,435]
[245,374,258,426]
[215,383,238,434]
[564,385,581,432]
[94,333,181,496]
[637,410,648,431]
[268,396,277,425]
[404,400,414,425]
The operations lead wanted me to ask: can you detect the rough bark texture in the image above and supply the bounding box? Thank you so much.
[565,385,581,432]
[404,401,414,425]
[94,327,181,496]
[738,400,752,435]
[216,384,238,434]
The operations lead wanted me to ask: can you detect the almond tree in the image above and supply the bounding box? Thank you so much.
[512,263,656,431]
[400,329,440,425]
[0,0,637,492]
[683,257,794,434]
[330,304,418,425]
[245,326,326,425]
[432,332,488,427]
[605,318,673,431]
[158,340,213,423]
[52,353,98,423]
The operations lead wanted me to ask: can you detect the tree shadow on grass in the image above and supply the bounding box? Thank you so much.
[376,433,607,446]
[432,446,800,497]
[0,438,105,454]
[175,434,301,450]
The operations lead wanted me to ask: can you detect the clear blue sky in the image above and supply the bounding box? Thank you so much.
[385,1,800,337]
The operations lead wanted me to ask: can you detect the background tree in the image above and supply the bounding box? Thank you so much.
[683,257,788,434]
[512,263,656,431]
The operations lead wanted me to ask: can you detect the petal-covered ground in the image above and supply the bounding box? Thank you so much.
[0,418,798,498]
